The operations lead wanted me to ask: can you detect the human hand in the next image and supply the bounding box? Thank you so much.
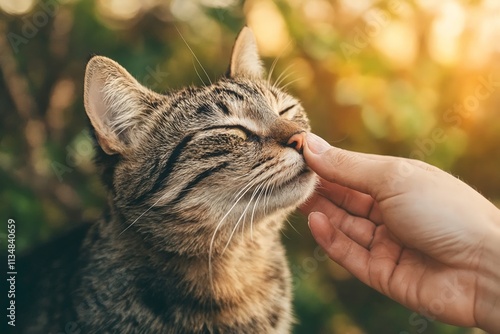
[300,133,500,333]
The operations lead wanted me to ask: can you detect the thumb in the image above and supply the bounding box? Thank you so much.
[304,133,392,197]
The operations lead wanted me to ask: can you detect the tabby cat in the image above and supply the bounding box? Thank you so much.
[9,27,317,334]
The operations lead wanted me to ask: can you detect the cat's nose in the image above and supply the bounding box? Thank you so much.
[286,132,306,153]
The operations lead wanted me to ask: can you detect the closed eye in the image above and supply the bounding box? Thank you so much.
[224,127,247,140]
[279,104,296,116]
[202,124,254,141]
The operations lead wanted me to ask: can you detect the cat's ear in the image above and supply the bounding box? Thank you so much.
[227,27,264,79]
[84,56,153,155]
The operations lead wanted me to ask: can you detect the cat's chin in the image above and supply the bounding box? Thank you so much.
[270,168,318,210]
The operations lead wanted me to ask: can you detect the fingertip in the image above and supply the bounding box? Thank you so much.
[309,212,372,283]
[303,134,336,166]
[308,212,334,248]
[307,211,325,225]
[305,133,331,154]
[303,133,341,174]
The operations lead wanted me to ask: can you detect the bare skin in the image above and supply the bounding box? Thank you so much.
[300,132,500,333]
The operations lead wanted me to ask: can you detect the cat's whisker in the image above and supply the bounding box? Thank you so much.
[248,177,272,241]
[274,70,297,89]
[255,178,273,240]
[280,228,291,240]
[262,178,274,217]
[211,180,257,238]
[192,59,208,86]
[118,190,170,236]
[265,182,276,215]
[267,39,293,86]
[228,178,259,207]
[241,179,260,239]
[221,214,243,256]
[221,182,265,255]
[208,178,260,290]
[280,77,304,90]
[267,57,280,87]
[285,218,301,236]
[272,64,294,89]
[249,179,268,241]
[264,178,274,208]
[175,26,212,85]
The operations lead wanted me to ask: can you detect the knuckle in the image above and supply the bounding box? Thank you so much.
[386,160,414,181]
[377,160,412,194]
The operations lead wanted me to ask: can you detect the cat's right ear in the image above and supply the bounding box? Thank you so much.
[84,56,150,155]
[227,27,264,79]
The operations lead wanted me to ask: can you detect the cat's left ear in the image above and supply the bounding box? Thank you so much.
[84,56,161,155]
[227,27,264,79]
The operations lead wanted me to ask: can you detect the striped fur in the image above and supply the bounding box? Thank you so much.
[11,28,317,334]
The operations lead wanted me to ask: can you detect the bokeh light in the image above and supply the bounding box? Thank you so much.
[0,0,35,15]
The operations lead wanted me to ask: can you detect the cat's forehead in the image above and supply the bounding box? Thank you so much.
[159,78,301,135]
[214,78,295,106]
[205,79,297,118]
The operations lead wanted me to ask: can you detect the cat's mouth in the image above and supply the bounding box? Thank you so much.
[279,165,313,188]
[261,163,317,209]
[240,164,313,197]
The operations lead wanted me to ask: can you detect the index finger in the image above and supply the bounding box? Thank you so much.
[303,133,397,200]
[315,178,383,224]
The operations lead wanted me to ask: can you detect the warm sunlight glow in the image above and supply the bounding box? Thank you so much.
[246,0,290,57]
[285,57,314,90]
[97,0,142,21]
[415,0,441,12]
[372,21,418,69]
[199,0,237,7]
[428,1,465,66]
[302,0,335,23]
[335,75,388,106]
[338,0,376,16]
[464,20,493,69]
[170,0,201,21]
[462,9,500,69]
[0,0,34,15]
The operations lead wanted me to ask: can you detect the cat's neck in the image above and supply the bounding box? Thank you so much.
[81,213,292,331]
[97,209,289,291]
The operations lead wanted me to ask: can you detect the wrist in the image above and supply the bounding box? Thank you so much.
[474,208,500,333]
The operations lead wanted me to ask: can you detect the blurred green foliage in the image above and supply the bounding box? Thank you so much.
[1,0,498,333]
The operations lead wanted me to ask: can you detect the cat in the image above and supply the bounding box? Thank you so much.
[7,27,317,334]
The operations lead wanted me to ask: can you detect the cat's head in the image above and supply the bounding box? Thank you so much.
[84,27,317,255]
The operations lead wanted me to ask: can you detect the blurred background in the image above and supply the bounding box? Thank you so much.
[1,0,499,333]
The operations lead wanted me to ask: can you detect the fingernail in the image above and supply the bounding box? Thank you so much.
[308,212,332,247]
[307,212,315,229]
[307,212,320,229]
[306,133,330,154]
